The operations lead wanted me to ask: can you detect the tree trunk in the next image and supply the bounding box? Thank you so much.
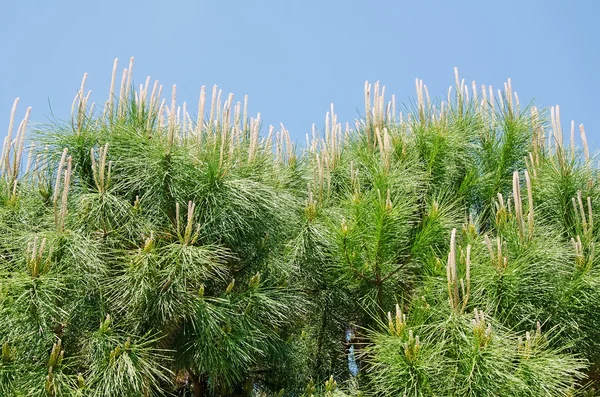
[191,371,208,397]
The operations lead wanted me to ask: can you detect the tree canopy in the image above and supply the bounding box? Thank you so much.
[1,59,599,396]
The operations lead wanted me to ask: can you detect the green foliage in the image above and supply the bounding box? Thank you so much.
[0,61,599,396]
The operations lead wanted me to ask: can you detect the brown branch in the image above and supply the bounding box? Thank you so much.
[382,254,412,282]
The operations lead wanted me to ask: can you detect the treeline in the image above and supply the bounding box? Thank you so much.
[0,59,599,396]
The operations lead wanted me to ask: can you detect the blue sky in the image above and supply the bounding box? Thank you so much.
[1,0,599,148]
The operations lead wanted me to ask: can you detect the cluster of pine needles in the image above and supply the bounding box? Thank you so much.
[0,58,599,396]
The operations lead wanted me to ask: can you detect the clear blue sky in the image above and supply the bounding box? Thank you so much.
[1,0,599,148]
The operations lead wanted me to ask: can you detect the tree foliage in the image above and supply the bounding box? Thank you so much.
[0,60,599,396]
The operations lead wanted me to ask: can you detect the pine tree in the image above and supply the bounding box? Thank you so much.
[0,60,598,396]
